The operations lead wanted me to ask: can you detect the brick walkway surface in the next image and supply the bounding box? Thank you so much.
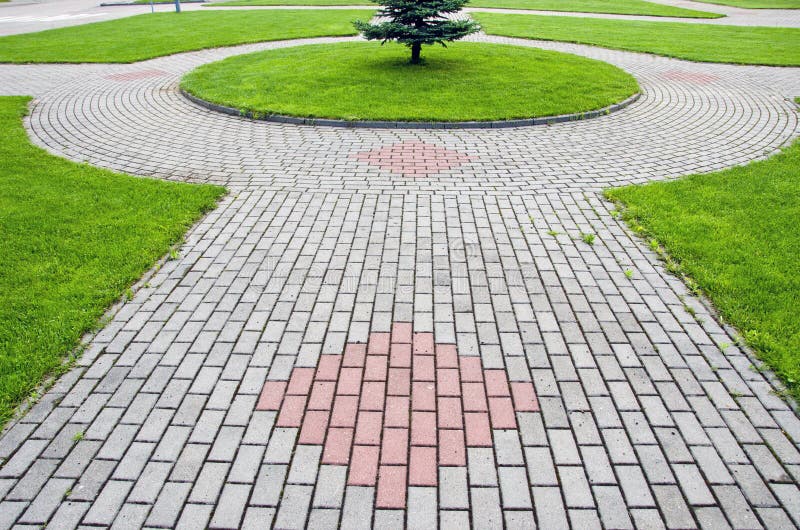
[0,32,800,529]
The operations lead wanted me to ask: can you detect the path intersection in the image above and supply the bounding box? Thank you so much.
[0,6,800,529]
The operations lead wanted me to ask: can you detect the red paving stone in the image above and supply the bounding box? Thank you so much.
[385,396,410,428]
[343,343,366,367]
[409,446,437,486]
[286,367,315,395]
[348,445,380,486]
[104,69,169,82]
[411,411,437,446]
[389,343,412,368]
[257,325,540,506]
[298,410,329,445]
[256,380,286,410]
[364,355,388,381]
[376,465,407,509]
[355,411,383,445]
[661,69,721,85]
[351,141,476,178]
[322,427,353,465]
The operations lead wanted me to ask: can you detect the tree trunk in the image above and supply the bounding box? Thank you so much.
[410,42,421,64]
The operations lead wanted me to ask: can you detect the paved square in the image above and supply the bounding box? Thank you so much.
[0,14,799,530]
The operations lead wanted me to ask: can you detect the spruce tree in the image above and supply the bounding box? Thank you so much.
[354,0,480,64]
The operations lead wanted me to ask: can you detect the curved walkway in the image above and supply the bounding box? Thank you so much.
[2,0,800,37]
[0,32,799,530]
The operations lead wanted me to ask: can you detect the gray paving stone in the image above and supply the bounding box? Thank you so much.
[340,486,373,530]
[531,486,569,530]
[1,37,799,527]
[210,483,251,529]
[439,466,469,509]
[407,487,437,530]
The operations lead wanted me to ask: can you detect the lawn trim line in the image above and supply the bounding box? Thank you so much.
[603,192,800,414]
[101,0,206,5]
[180,88,640,129]
[0,175,228,433]
[482,32,800,67]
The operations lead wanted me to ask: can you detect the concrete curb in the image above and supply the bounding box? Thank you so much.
[180,88,641,129]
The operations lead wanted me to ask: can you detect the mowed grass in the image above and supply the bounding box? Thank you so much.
[180,41,639,121]
[692,0,799,8]
[206,0,721,17]
[606,141,800,402]
[0,10,372,63]
[470,0,721,17]
[475,13,800,65]
[0,96,224,425]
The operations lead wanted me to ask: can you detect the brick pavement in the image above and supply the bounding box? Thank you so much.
[0,33,799,529]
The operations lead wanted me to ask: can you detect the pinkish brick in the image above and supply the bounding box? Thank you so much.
[322,427,353,465]
[436,368,460,396]
[461,382,488,412]
[286,368,315,395]
[364,355,388,381]
[368,332,390,355]
[484,370,511,397]
[435,344,458,368]
[336,367,363,396]
[316,355,342,381]
[387,368,411,396]
[411,411,437,446]
[360,381,386,411]
[412,355,435,382]
[390,344,411,368]
[381,428,408,465]
[409,446,437,486]
[510,382,540,412]
[464,412,492,447]
[308,381,336,411]
[412,382,436,411]
[459,357,484,382]
[376,465,407,509]
[343,343,367,367]
[439,429,466,466]
[391,322,413,344]
[348,445,379,486]
[298,410,329,445]
[355,411,383,445]
[330,395,359,428]
[385,396,410,428]
[437,397,463,429]
[489,397,517,429]
[256,381,287,411]
[413,333,434,355]
[276,394,307,427]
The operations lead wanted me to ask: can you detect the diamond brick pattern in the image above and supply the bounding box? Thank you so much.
[351,141,476,177]
[0,23,800,530]
[104,69,170,82]
[661,69,721,85]
[256,323,538,509]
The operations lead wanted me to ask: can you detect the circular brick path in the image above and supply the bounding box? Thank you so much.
[7,35,798,192]
[0,31,800,530]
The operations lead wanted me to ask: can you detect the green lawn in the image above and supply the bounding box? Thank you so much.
[180,41,638,121]
[692,0,799,8]
[470,0,720,17]
[205,0,721,17]
[0,96,224,425]
[0,10,372,63]
[606,141,800,403]
[475,13,800,66]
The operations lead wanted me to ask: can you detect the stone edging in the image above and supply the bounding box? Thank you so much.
[180,88,641,129]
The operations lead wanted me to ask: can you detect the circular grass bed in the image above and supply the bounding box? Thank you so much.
[180,41,639,123]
